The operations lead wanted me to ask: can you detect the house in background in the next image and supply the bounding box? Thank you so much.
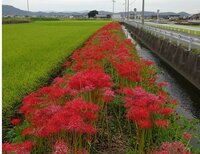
[112,13,122,19]
[191,13,200,20]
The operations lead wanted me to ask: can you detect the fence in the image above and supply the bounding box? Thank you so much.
[125,21,200,51]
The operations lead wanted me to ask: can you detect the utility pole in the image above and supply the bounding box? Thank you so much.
[112,0,116,14]
[134,8,137,20]
[142,0,145,25]
[27,0,29,12]
[157,9,160,23]
[125,0,127,19]
[127,0,129,20]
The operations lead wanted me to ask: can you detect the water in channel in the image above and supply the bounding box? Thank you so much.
[122,26,200,148]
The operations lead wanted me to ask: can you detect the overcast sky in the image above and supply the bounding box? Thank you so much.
[2,0,200,14]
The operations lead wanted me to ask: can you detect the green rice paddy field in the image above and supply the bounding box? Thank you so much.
[2,20,110,133]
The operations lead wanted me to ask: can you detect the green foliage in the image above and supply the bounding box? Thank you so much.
[155,24,200,36]
[88,10,98,18]
[5,121,29,143]
[31,17,60,21]
[2,17,31,24]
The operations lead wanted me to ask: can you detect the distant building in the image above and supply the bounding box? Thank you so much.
[72,15,87,19]
[129,13,141,19]
[149,14,180,20]
[168,15,180,20]
[191,13,200,20]
[96,14,110,19]
[112,13,122,19]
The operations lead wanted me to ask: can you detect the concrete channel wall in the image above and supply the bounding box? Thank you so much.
[122,22,200,90]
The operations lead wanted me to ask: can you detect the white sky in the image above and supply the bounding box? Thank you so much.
[2,0,200,14]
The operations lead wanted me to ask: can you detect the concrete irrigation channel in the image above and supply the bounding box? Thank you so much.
[121,21,200,91]
[121,24,200,148]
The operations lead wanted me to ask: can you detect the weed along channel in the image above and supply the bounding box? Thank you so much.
[3,22,200,154]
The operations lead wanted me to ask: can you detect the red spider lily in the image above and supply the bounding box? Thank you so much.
[123,86,166,111]
[64,61,71,67]
[155,120,169,128]
[22,98,100,138]
[148,104,161,112]
[19,92,40,118]
[159,107,174,116]
[155,141,192,154]
[143,60,155,66]
[11,118,21,126]
[156,90,168,103]
[22,105,63,137]
[171,99,178,106]
[38,86,65,100]
[138,120,152,129]
[127,107,150,121]
[53,77,68,87]
[183,132,192,140]
[112,44,133,62]
[68,68,114,92]
[155,151,170,154]
[53,140,69,154]
[157,81,169,87]
[161,142,172,151]
[102,87,115,103]
[113,61,142,82]
[3,141,34,154]
[122,85,175,153]
[76,148,88,154]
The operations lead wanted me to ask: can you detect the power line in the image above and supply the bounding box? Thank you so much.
[126,0,137,20]
[142,0,145,25]
[112,0,116,14]
[125,0,127,18]
[127,0,129,20]
[130,0,137,6]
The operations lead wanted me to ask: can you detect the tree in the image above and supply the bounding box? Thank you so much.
[107,14,111,18]
[88,10,98,18]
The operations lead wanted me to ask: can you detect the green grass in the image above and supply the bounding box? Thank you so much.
[154,24,200,36]
[2,20,110,135]
[176,24,200,28]
[2,17,31,24]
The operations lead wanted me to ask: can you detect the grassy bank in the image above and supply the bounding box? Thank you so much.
[2,20,110,136]
[153,24,200,36]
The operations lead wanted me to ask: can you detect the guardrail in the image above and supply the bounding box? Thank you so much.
[146,22,200,34]
[125,21,200,51]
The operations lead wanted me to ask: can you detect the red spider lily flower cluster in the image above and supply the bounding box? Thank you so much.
[21,98,99,138]
[64,61,71,67]
[67,68,114,104]
[183,132,192,140]
[154,141,192,154]
[11,118,21,126]
[52,140,88,154]
[53,140,69,154]
[122,86,174,129]
[3,141,34,154]
[112,61,142,83]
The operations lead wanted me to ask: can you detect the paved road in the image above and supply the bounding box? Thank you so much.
[125,20,200,50]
